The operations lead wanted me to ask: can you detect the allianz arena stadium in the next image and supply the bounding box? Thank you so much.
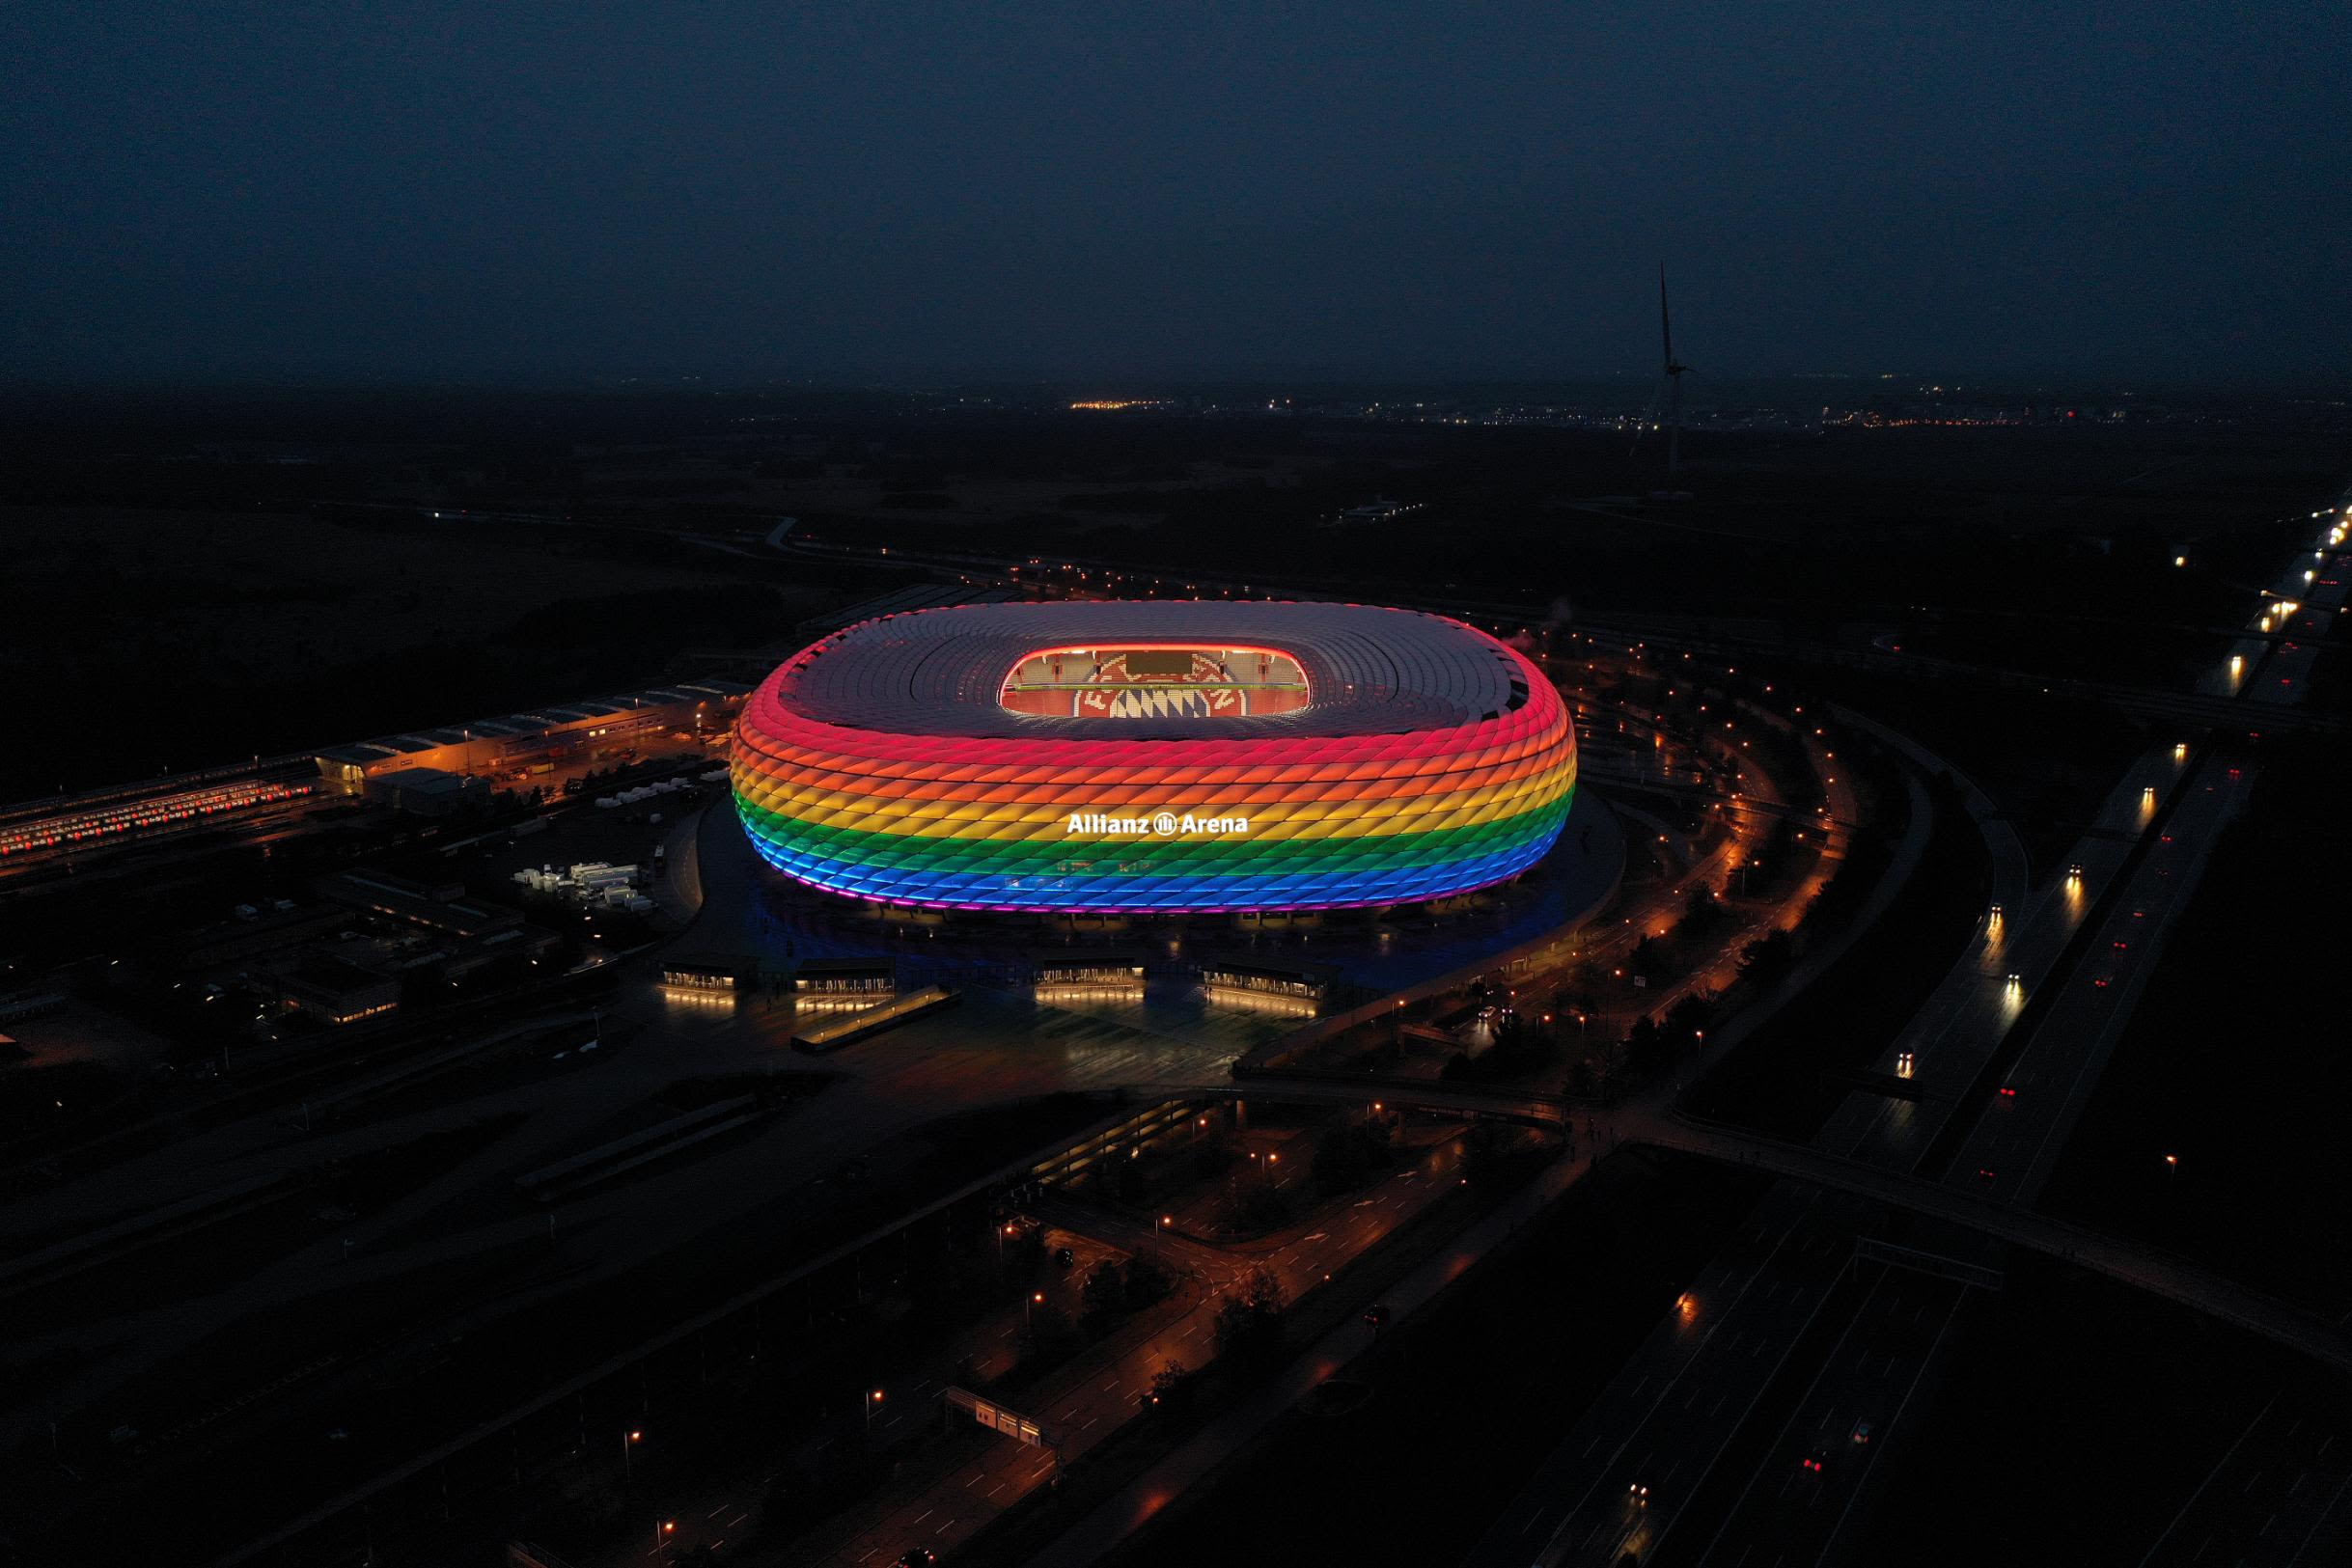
[730,600,1577,913]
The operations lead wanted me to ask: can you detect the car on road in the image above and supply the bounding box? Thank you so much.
[1801,1453,1826,1473]
[1851,1418,1873,1444]
[1052,1245,1075,1269]
[897,1551,936,1567]
[1364,1303,1392,1330]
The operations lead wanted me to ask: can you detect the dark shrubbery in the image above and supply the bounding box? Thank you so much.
[1212,1265,1288,1374]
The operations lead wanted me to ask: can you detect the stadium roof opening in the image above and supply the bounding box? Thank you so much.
[999,644,1310,721]
[732,601,1576,913]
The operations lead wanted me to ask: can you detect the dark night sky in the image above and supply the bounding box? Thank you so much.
[3,3,2343,385]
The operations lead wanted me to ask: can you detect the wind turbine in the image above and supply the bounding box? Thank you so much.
[1657,262,1693,476]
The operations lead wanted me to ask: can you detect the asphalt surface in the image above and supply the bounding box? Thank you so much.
[2123,497,2352,1568]
[588,1132,1475,1568]
[1466,520,2325,1568]
[1656,502,2352,1568]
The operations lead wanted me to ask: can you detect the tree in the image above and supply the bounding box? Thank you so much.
[1739,927,1795,981]
[1023,1299,1074,1357]
[1488,1011,1559,1077]
[1623,1015,1669,1080]
[1144,1358,1195,1414]
[1664,992,1714,1048]
[1213,1266,1287,1372]
[1003,1225,1046,1286]
[1629,935,1659,981]
[1463,1121,1518,1187]
[1123,1251,1176,1307]
[1224,1181,1292,1235]
[1081,1258,1127,1327]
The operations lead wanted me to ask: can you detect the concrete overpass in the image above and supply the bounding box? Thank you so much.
[1187,1074,2352,1376]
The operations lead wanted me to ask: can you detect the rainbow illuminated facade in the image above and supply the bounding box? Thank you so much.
[731,601,1576,912]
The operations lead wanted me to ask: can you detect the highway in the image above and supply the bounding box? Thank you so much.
[1648,500,2352,1566]
[1464,496,2352,1567]
[1464,1180,1879,1568]
[1673,751,2244,1565]
[1679,1262,1963,1568]
[2121,496,2352,1568]
[2137,1393,2352,1568]
[1456,719,2158,1568]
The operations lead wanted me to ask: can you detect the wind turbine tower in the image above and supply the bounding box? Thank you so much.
[1658,263,1693,476]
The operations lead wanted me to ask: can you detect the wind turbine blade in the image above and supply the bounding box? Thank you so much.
[1659,263,1674,369]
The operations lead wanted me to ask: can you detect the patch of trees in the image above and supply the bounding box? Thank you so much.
[1211,1265,1288,1374]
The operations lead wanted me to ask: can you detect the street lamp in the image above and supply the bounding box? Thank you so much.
[1027,1290,1044,1330]
[623,1428,641,1481]
[867,1389,885,1432]
[656,1520,675,1552]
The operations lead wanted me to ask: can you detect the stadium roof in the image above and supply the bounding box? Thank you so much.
[772,601,1532,739]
